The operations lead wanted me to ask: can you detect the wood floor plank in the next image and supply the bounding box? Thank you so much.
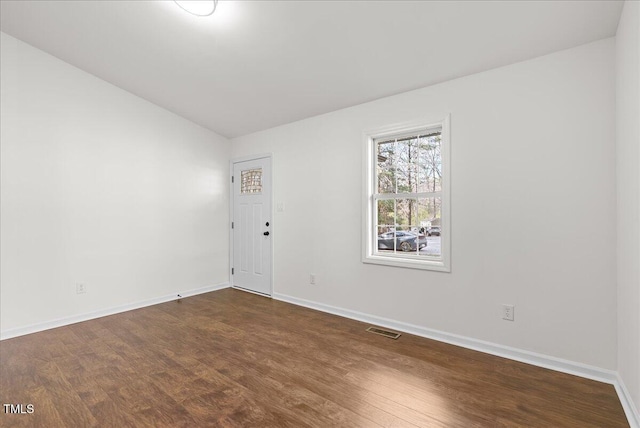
[33,361,99,427]
[195,343,383,427]
[0,288,629,427]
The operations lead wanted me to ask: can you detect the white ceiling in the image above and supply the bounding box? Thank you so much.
[0,0,624,138]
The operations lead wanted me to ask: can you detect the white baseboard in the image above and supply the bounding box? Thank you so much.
[273,292,638,426]
[0,282,230,341]
[615,374,640,428]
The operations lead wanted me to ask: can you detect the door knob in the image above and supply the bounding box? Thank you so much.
[263,231,270,236]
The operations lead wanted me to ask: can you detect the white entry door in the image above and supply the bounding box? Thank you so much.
[232,156,272,295]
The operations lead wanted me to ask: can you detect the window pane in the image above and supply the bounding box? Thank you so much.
[418,197,442,257]
[377,141,395,193]
[395,198,418,229]
[377,199,395,229]
[377,226,396,252]
[417,134,442,193]
[395,137,420,193]
[241,168,262,194]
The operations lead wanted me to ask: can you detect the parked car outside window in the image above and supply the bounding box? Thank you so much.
[378,231,427,252]
[427,227,441,236]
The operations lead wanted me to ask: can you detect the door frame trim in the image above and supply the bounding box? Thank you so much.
[229,153,274,297]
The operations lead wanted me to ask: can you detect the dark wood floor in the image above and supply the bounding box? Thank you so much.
[0,288,628,427]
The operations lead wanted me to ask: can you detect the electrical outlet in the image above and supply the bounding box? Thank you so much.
[310,274,316,285]
[502,304,514,321]
[76,283,87,294]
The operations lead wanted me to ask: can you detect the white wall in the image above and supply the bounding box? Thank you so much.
[0,33,230,334]
[616,0,640,414]
[232,38,617,370]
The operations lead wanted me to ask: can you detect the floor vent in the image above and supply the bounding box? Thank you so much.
[366,326,401,340]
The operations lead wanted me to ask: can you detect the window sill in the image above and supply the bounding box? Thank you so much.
[363,254,450,272]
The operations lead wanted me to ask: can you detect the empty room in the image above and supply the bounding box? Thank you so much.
[1,0,639,426]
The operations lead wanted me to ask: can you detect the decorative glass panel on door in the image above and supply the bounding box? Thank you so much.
[241,168,262,194]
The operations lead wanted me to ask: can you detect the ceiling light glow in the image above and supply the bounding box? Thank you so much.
[173,0,218,17]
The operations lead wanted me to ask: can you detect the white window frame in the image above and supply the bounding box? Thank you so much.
[362,115,451,272]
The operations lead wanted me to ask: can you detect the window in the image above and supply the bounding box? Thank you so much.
[363,116,450,271]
